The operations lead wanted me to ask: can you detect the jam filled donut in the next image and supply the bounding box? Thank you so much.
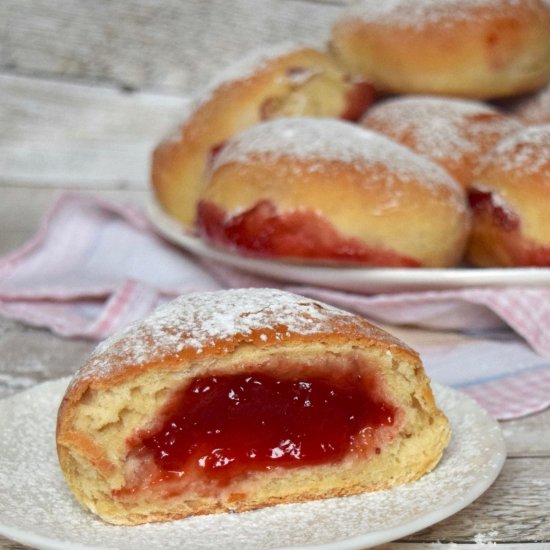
[151,43,374,227]
[467,125,550,266]
[197,118,470,267]
[330,0,550,99]
[56,288,450,525]
[361,96,523,189]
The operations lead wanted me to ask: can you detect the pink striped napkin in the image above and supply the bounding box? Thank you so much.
[1,192,549,419]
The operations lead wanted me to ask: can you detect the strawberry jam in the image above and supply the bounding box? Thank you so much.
[468,188,550,266]
[340,79,375,121]
[468,188,519,231]
[198,200,421,267]
[137,371,396,486]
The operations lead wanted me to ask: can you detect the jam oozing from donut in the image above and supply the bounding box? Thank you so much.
[137,370,396,486]
[468,188,550,266]
[198,200,421,267]
[340,79,375,121]
[468,188,520,231]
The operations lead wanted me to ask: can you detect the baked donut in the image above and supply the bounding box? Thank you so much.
[514,82,550,125]
[56,288,450,525]
[467,125,550,266]
[151,43,374,227]
[197,118,470,267]
[361,96,523,189]
[330,0,550,99]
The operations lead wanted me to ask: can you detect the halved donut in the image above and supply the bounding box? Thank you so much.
[56,289,450,525]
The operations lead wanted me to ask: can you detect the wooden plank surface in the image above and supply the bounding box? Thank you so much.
[0,74,188,187]
[0,0,343,95]
[405,458,550,544]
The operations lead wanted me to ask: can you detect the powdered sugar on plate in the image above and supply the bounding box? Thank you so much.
[0,379,505,550]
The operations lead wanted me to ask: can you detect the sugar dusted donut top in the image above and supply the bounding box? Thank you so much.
[177,42,309,119]
[485,124,550,176]
[363,96,522,164]
[516,83,550,125]
[343,0,542,28]
[68,289,409,391]
[202,42,306,96]
[213,117,462,195]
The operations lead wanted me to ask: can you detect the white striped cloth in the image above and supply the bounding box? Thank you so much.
[1,192,549,419]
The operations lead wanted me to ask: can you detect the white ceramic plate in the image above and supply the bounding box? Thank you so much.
[0,378,505,550]
[147,200,550,293]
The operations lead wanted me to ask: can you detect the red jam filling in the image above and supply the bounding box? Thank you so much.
[522,245,550,266]
[133,371,396,487]
[197,200,421,267]
[340,79,376,121]
[468,188,550,266]
[468,188,519,231]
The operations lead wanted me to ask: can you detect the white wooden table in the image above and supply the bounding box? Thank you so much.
[1,1,549,548]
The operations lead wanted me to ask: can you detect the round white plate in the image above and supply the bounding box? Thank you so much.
[147,200,550,293]
[0,378,505,550]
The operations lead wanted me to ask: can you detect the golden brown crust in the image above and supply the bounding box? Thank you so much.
[466,125,550,266]
[361,96,523,189]
[57,289,450,525]
[151,44,374,227]
[196,118,470,267]
[330,0,550,99]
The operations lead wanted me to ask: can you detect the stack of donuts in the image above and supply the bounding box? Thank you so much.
[151,0,550,268]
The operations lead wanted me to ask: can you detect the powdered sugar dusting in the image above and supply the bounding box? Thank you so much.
[516,83,550,125]
[486,124,550,176]
[0,380,505,549]
[204,42,304,93]
[73,288,365,386]
[344,0,529,29]
[363,96,521,164]
[183,42,306,116]
[214,117,462,195]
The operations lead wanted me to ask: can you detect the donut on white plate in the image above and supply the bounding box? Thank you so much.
[197,117,470,267]
[151,44,374,227]
[330,0,550,99]
[467,124,550,266]
[57,288,450,525]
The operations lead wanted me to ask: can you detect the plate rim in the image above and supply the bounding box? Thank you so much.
[146,198,550,293]
[0,378,506,550]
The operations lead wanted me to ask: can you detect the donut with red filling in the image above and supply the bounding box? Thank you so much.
[56,288,450,525]
[197,117,470,267]
[467,125,550,266]
[151,43,374,227]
